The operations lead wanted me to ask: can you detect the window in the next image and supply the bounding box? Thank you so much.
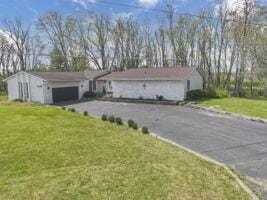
[187,80,190,91]
[18,82,23,99]
[25,83,29,98]
[108,81,112,89]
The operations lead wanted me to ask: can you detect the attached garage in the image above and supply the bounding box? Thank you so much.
[4,71,100,104]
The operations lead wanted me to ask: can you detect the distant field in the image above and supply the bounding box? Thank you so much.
[198,97,267,119]
[0,100,251,199]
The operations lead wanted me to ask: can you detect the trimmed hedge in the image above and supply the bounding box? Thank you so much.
[156,95,164,101]
[83,91,96,98]
[115,117,123,125]
[108,115,115,123]
[101,114,108,121]
[68,108,75,112]
[142,127,149,134]
[127,119,135,128]
[132,123,138,130]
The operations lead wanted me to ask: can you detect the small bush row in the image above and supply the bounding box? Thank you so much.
[127,119,137,130]
[62,107,89,116]
[65,107,75,112]
[101,114,149,134]
[101,114,123,126]
[61,108,149,134]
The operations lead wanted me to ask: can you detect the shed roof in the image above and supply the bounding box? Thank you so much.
[97,67,196,81]
[27,71,86,82]
[4,70,109,82]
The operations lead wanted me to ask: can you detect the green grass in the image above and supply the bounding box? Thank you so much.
[0,90,7,101]
[0,101,251,199]
[198,97,267,119]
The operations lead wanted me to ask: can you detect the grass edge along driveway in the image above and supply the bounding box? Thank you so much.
[0,102,255,199]
[198,97,267,119]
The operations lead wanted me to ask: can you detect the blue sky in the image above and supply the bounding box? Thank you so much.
[0,0,266,25]
[0,0,221,23]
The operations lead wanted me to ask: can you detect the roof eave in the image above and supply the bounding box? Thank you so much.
[3,71,47,82]
[97,78,183,81]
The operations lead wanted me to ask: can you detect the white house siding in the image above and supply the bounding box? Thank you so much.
[183,70,203,96]
[112,80,185,101]
[79,80,89,99]
[7,76,19,100]
[7,72,45,103]
[28,75,45,103]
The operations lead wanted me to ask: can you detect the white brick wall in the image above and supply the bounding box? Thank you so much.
[110,70,203,101]
[183,70,203,96]
[112,80,185,101]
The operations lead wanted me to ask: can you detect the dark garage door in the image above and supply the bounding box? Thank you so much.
[52,87,79,103]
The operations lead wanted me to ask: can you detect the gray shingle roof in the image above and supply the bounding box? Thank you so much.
[27,71,85,82]
[27,70,108,82]
[97,67,196,81]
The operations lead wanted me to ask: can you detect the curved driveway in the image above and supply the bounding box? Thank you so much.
[65,100,267,197]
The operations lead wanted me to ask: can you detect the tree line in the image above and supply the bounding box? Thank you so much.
[0,0,266,96]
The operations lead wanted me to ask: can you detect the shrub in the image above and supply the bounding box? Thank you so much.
[108,115,115,123]
[211,88,229,98]
[95,91,105,98]
[101,114,108,121]
[186,89,207,100]
[132,123,138,130]
[70,108,75,112]
[13,99,23,102]
[127,119,134,128]
[115,117,123,125]
[61,107,66,110]
[142,127,149,134]
[83,91,96,98]
[186,88,229,100]
[83,111,88,116]
[156,95,164,101]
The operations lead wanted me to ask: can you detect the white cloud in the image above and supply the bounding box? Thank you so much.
[215,0,255,15]
[72,0,96,9]
[138,0,159,8]
[112,12,133,20]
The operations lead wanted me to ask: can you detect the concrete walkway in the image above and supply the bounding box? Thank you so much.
[65,100,267,198]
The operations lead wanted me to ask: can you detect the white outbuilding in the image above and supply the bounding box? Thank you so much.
[4,70,108,104]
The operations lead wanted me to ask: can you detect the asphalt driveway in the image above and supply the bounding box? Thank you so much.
[65,100,267,197]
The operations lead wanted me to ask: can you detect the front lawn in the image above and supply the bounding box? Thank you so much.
[0,90,7,101]
[198,97,267,119]
[0,102,251,199]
